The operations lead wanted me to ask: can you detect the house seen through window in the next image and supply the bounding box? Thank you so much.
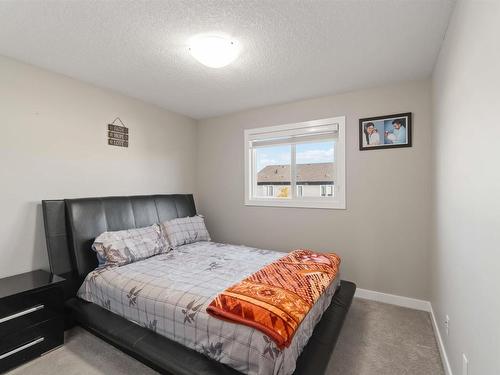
[245,116,345,209]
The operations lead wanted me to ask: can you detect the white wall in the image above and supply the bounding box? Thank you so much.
[431,1,500,373]
[0,56,197,278]
[197,80,432,300]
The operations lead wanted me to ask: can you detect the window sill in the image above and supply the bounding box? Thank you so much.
[244,199,346,210]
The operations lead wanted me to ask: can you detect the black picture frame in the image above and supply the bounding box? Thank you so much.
[359,112,412,151]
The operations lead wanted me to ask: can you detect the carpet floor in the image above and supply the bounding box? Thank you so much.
[7,298,444,375]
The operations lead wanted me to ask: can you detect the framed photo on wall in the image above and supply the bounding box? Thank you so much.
[359,112,412,150]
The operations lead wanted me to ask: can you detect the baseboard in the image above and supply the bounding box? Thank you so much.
[430,305,453,375]
[354,287,452,375]
[355,288,431,311]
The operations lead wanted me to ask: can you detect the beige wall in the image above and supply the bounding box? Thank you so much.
[197,80,432,300]
[431,1,500,373]
[0,56,197,278]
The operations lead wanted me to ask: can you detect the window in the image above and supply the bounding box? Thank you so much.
[320,185,333,197]
[266,186,274,197]
[245,116,346,209]
[297,185,303,197]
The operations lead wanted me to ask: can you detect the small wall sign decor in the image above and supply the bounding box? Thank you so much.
[107,117,129,147]
[359,112,412,151]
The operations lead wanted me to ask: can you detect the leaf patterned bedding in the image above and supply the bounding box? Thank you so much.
[77,241,340,375]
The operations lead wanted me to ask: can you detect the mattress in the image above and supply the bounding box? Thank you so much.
[77,241,340,375]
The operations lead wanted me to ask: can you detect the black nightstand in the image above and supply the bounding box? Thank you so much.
[0,270,65,373]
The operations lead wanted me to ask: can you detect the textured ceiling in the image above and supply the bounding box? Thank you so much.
[0,0,454,119]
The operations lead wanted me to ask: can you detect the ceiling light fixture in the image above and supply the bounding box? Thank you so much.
[188,35,239,68]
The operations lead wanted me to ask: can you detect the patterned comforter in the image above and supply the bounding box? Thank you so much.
[78,242,340,375]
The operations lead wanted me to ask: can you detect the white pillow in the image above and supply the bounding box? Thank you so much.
[92,224,168,267]
[161,215,211,248]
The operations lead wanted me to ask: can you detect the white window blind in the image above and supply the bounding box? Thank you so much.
[248,124,338,148]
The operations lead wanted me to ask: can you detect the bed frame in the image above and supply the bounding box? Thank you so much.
[42,194,355,375]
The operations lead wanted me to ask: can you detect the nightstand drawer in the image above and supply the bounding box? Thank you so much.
[0,287,63,337]
[0,317,63,372]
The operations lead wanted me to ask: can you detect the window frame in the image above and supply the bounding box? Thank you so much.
[244,116,346,209]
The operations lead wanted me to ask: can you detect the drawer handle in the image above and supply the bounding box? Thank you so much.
[0,337,44,360]
[0,304,44,324]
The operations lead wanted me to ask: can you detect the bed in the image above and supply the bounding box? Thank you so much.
[42,194,355,375]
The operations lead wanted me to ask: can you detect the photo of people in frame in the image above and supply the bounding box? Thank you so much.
[359,113,412,150]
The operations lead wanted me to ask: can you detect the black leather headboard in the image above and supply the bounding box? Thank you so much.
[42,194,196,297]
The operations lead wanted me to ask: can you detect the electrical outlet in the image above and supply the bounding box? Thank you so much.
[462,353,468,375]
[444,315,450,335]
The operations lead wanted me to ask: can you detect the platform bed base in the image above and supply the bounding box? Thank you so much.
[66,280,355,375]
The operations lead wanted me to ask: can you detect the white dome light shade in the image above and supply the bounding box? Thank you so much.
[188,35,239,68]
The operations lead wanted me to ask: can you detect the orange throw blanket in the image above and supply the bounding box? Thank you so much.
[206,249,341,349]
